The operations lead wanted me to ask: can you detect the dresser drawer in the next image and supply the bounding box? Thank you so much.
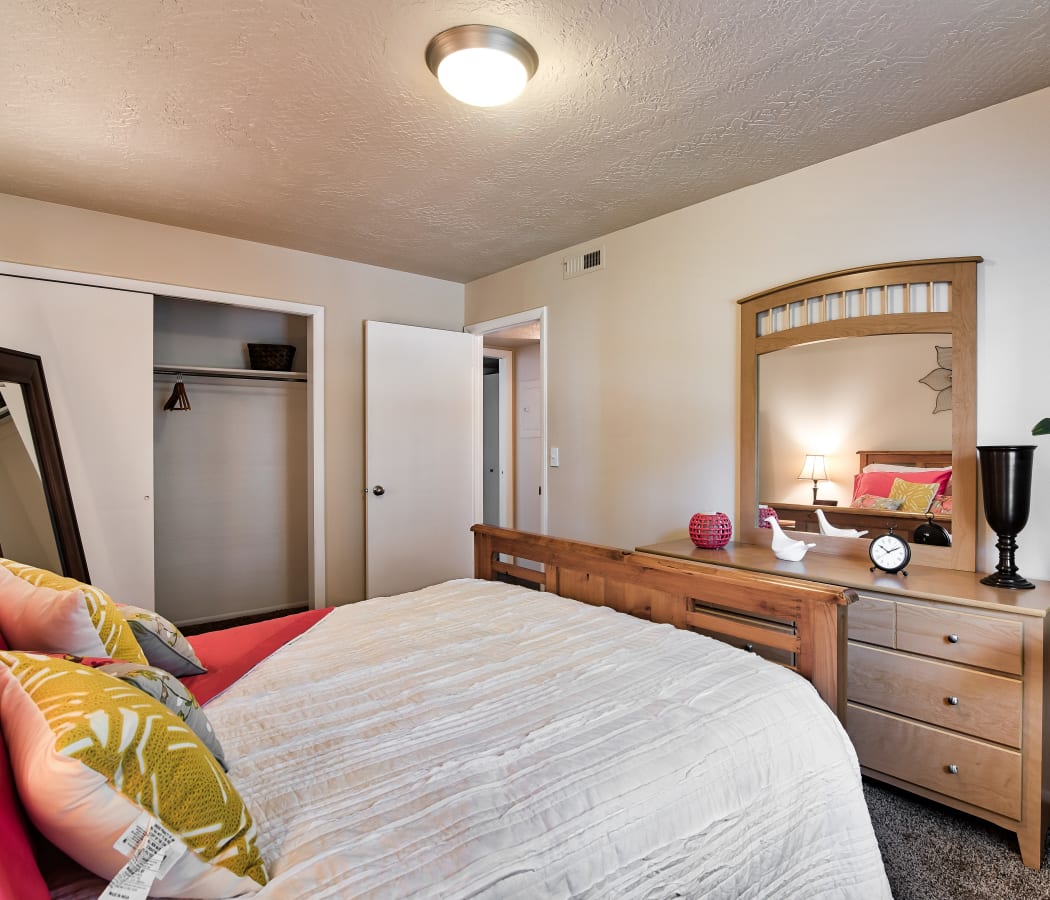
[848,595,895,647]
[896,604,1023,675]
[847,704,1022,819]
[848,644,1022,747]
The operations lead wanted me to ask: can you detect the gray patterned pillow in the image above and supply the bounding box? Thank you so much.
[98,661,226,770]
[117,603,206,677]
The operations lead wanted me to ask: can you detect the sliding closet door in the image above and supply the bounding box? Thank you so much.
[0,276,154,605]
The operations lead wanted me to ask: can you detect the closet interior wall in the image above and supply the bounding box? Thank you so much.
[153,296,308,626]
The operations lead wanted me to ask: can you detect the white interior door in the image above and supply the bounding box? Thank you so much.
[365,321,481,598]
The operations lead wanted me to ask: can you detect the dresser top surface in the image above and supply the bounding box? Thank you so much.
[637,539,1050,617]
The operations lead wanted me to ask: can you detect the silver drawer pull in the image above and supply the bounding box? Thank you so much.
[947,633,960,644]
[947,764,959,775]
[743,643,754,652]
[947,696,960,706]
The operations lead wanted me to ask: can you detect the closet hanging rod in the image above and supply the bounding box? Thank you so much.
[153,364,307,383]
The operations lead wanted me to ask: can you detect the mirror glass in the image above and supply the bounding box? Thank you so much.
[0,381,62,569]
[758,333,953,531]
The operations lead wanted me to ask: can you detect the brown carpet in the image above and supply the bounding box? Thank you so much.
[864,778,1050,898]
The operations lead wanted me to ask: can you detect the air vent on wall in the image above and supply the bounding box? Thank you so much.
[562,246,605,279]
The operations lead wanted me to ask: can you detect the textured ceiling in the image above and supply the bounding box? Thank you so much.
[2,0,1048,283]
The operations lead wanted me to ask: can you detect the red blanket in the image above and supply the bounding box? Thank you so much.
[184,608,332,705]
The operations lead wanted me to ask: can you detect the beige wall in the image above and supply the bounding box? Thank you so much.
[0,195,464,603]
[466,87,1050,580]
[514,343,543,533]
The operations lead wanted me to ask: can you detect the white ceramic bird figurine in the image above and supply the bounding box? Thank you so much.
[815,508,868,539]
[767,517,817,561]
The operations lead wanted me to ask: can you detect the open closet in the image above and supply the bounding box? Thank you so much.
[153,297,310,627]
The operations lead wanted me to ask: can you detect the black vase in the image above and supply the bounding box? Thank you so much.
[978,445,1036,589]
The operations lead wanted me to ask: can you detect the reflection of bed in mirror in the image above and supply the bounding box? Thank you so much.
[766,449,953,543]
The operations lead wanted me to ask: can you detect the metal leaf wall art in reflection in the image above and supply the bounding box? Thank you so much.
[919,345,952,414]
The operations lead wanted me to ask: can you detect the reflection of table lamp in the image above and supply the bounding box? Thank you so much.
[798,454,836,506]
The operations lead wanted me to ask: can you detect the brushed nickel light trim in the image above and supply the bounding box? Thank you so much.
[425,24,539,107]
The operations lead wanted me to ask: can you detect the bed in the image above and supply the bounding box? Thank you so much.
[766,449,953,543]
[2,526,891,899]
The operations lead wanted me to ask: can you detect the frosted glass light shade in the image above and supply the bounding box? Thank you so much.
[426,25,538,108]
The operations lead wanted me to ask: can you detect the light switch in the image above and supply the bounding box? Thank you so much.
[549,447,560,467]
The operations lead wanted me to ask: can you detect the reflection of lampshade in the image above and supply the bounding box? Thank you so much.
[798,454,829,505]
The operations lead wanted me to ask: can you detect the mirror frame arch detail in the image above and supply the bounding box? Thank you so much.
[0,346,90,581]
[738,257,980,572]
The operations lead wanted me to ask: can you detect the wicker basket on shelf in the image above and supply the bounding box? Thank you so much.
[246,343,296,371]
[688,512,733,549]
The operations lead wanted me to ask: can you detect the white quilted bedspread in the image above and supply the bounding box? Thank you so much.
[203,579,890,899]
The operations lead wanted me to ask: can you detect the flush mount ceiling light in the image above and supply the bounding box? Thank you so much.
[425,24,539,107]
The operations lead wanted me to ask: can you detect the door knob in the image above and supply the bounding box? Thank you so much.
[372,485,385,496]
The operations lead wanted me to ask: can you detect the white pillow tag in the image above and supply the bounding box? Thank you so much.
[101,813,187,900]
[112,810,154,857]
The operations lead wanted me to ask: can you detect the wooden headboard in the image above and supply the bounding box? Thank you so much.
[472,524,853,721]
[856,449,952,471]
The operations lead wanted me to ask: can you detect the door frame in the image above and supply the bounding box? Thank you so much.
[0,260,326,610]
[467,307,548,535]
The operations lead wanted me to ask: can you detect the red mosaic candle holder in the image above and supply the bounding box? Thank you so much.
[758,505,779,529]
[689,512,733,549]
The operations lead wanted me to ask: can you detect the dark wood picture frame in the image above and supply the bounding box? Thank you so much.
[0,346,89,581]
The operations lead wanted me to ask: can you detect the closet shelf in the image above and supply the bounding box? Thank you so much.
[154,364,307,383]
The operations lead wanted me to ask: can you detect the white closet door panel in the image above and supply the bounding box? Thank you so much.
[0,276,154,606]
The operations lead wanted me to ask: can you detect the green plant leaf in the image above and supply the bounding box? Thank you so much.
[1034,418,1050,436]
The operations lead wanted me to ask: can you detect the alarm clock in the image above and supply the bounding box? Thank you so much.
[869,528,911,576]
[914,515,952,547]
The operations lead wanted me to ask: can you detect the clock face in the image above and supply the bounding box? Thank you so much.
[870,534,910,572]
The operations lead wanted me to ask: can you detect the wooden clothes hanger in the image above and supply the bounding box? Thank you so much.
[163,374,191,411]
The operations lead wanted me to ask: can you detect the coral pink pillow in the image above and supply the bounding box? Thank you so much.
[852,469,952,504]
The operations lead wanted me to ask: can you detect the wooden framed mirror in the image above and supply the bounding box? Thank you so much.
[738,258,979,571]
[0,346,89,580]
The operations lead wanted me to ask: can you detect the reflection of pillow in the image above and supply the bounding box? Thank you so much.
[863,463,951,474]
[0,652,266,897]
[117,604,206,677]
[929,495,953,515]
[852,493,904,510]
[889,478,938,514]
[0,561,146,664]
[851,469,952,503]
[98,661,226,769]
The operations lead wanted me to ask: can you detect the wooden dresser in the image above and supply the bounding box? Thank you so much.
[636,539,1050,869]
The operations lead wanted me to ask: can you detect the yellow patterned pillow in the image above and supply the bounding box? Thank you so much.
[889,477,938,514]
[0,652,267,897]
[0,559,146,664]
